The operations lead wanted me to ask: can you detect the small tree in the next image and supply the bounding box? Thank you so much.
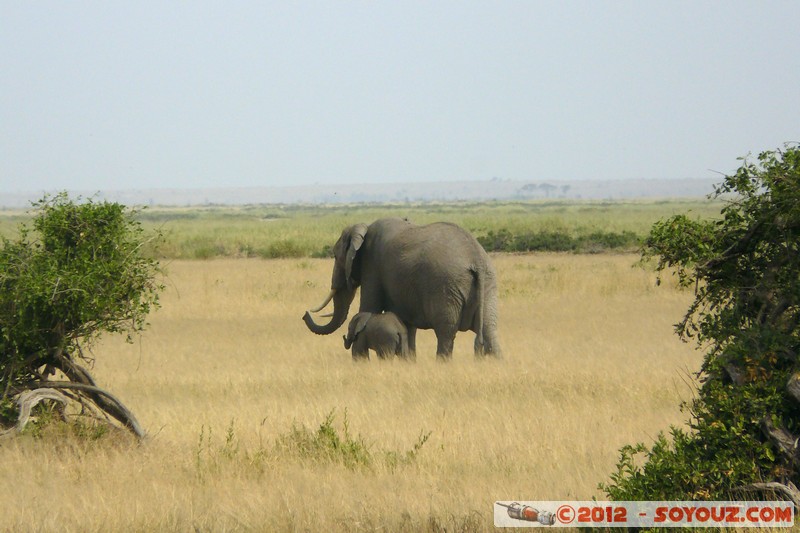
[603,145,800,503]
[0,194,163,439]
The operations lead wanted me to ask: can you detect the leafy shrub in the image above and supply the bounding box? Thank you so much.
[602,145,800,501]
[578,230,640,253]
[477,229,515,252]
[513,230,576,252]
[258,239,306,259]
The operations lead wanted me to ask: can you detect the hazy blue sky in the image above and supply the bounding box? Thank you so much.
[2,1,798,193]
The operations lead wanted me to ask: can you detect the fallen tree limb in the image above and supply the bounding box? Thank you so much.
[49,358,145,439]
[25,381,145,439]
[0,388,69,440]
[1,354,145,440]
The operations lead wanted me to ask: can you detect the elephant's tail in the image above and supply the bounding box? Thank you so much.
[471,267,485,352]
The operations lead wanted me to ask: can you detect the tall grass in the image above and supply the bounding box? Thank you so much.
[0,254,702,531]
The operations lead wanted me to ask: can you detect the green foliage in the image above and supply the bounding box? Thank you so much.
[0,193,163,400]
[604,145,800,500]
[0,398,15,426]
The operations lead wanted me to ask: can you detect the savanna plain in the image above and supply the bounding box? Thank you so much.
[0,201,711,532]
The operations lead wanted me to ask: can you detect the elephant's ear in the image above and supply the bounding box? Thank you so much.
[345,223,368,290]
[352,312,372,337]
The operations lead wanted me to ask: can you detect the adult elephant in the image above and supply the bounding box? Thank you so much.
[302,218,500,359]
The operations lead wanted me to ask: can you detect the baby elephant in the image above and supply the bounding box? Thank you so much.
[343,312,411,361]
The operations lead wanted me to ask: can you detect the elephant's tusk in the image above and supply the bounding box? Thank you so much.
[308,289,336,313]
[318,312,334,318]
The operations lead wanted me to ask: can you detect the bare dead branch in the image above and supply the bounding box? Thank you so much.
[0,388,69,440]
[28,381,144,439]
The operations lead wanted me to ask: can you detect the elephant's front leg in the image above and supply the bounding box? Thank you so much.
[351,338,370,361]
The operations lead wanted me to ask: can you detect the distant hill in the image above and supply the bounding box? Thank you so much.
[0,177,718,209]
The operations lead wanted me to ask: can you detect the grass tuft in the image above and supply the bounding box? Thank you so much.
[274,409,373,469]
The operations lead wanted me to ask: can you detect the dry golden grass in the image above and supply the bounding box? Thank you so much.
[0,254,702,532]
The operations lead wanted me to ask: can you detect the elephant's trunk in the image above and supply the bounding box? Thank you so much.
[303,288,356,335]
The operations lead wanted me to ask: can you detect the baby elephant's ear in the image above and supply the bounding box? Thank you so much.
[353,312,372,336]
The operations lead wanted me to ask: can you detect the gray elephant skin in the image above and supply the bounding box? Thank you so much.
[303,218,500,359]
[343,311,410,360]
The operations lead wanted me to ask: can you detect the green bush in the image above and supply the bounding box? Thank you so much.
[602,145,800,501]
[513,230,576,252]
[477,228,515,252]
[258,239,306,259]
[578,230,640,252]
[0,193,163,434]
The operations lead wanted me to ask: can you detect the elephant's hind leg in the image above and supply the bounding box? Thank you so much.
[434,326,457,361]
[375,348,392,360]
